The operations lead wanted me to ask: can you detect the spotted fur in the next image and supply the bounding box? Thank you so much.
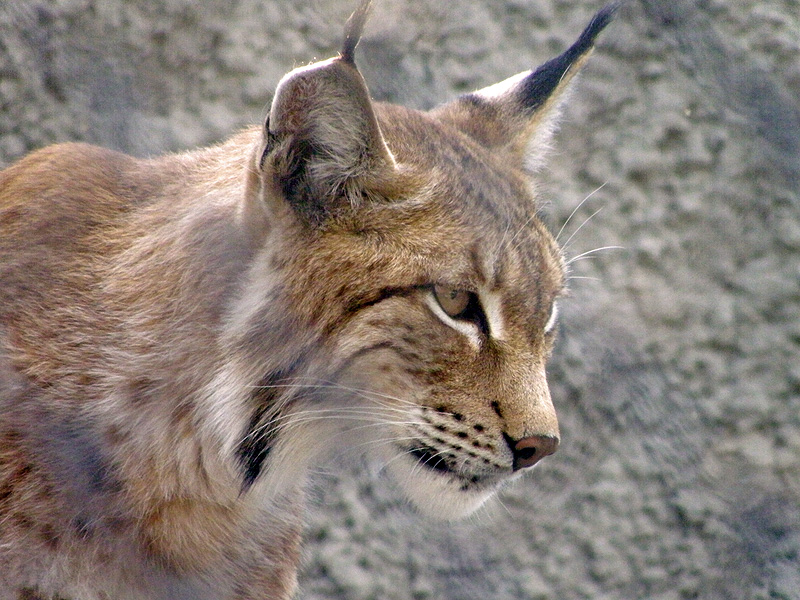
[0,1,617,598]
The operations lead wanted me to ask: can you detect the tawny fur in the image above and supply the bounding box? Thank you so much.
[0,2,616,598]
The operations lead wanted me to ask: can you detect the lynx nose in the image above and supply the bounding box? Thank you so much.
[511,434,560,471]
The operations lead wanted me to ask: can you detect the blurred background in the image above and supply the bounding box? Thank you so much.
[1,0,798,598]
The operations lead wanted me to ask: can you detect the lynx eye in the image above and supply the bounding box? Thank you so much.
[433,285,471,318]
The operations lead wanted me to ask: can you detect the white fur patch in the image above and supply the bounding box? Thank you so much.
[201,364,254,460]
[544,301,559,334]
[473,70,531,101]
[480,289,505,341]
[223,245,279,340]
[386,451,497,520]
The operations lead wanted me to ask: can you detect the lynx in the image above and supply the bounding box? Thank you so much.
[0,1,617,598]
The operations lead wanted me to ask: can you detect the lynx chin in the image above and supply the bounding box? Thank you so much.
[0,1,618,598]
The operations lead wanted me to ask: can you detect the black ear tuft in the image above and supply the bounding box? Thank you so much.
[432,2,621,170]
[341,0,373,64]
[519,1,623,112]
[518,2,622,113]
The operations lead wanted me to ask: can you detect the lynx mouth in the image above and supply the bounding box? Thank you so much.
[406,442,499,489]
[408,444,455,475]
[390,442,507,519]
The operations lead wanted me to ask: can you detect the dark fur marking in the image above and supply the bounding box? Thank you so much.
[0,483,13,506]
[12,512,34,530]
[0,463,33,513]
[196,445,211,491]
[322,287,415,338]
[237,354,313,489]
[409,445,453,475]
[518,2,620,113]
[460,291,491,337]
[39,523,61,550]
[344,286,413,316]
[444,144,506,223]
[237,365,299,490]
[18,590,71,600]
[341,0,372,63]
[104,424,129,444]
[126,376,156,405]
[406,366,441,383]
[21,412,125,542]
[72,516,94,540]
[341,341,394,366]
[237,403,276,490]
[491,400,503,419]
[46,419,121,496]
[326,340,422,388]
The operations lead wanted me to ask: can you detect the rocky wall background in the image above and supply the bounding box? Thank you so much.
[1,0,798,598]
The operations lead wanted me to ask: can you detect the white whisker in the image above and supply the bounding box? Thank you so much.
[504,210,540,255]
[567,275,602,284]
[555,181,607,243]
[493,494,514,518]
[565,245,625,266]
[350,435,422,453]
[560,206,604,254]
[250,379,420,409]
[243,407,409,441]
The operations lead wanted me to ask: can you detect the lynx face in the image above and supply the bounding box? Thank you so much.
[243,108,567,518]
[0,1,617,597]
[229,5,618,518]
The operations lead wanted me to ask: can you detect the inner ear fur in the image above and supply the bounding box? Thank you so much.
[432,2,620,171]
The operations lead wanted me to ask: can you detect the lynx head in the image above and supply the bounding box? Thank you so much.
[229,1,618,518]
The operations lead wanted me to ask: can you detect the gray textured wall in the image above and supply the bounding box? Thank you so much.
[1,1,798,598]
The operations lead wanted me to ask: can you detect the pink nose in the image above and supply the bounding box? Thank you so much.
[511,435,560,470]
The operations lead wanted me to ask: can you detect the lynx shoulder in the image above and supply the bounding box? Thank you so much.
[0,2,618,598]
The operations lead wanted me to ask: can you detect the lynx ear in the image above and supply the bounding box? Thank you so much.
[259,0,394,225]
[433,2,620,171]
